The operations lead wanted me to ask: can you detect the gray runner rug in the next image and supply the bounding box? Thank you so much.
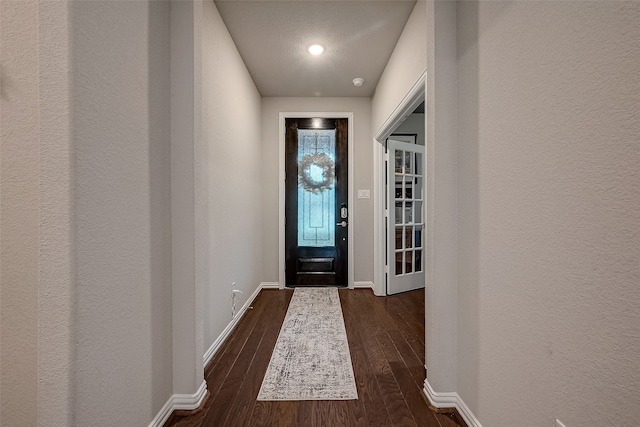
[257,287,358,401]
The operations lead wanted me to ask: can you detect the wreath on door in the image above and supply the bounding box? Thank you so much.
[298,153,335,193]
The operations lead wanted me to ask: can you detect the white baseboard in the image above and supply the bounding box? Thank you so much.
[151,283,278,427]
[149,380,207,427]
[260,282,280,289]
[353,281,374,289]
[203,283,273,366]
[174,380,208,410]
[423,379,482,427]
[149,397,174,427]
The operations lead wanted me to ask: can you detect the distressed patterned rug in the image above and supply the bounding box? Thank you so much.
[257,287,358,401]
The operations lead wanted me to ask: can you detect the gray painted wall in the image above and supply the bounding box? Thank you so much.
[425,0,459,395]
[372,0,426,136]
[70,1,173,424]
[1,1,40,424]
[393,113,426,146]
[201,0,263,355]
[2,1,77,424]
[456,1,640,425]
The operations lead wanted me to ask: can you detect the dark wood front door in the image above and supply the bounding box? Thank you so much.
[285,118,348,287]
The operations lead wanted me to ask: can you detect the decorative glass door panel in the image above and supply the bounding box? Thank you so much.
[387,139,425,295]
[297,129,336,247]
[285,118,348,287]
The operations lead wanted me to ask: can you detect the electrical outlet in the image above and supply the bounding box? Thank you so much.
[231,282,237,317]
[231,282,243,318]
[556,419,567,427]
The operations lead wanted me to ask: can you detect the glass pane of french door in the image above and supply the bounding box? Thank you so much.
[393,150,423,276]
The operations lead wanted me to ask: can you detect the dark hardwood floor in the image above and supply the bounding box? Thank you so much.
[165,288,465,427]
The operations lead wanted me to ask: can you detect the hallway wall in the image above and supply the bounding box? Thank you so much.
[456,1,640,425]
[70,1,173,425]
[1,1,41,424]
[201,0,263,351]
[393,113,426,146]
[261,97,373,285]
[371,0,426,135]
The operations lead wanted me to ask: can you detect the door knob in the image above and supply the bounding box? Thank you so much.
[336,221,348,228]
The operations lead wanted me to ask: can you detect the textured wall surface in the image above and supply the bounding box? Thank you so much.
[393,113,425,146]
[70,1,173,425]
[2,1,74,425]
[457,1,640,425]
[37,1,74,425]
[425,0,459,395]
[261,97,373,284]
[371,0,426,135]
[0,1,39,424]
[170,0,203,397]
[201,0,263,350]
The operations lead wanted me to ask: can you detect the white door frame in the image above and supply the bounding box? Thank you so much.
[373,71,426,296]
[278,112,355,289]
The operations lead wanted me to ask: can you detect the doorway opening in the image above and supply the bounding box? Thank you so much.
[373,72,426,296]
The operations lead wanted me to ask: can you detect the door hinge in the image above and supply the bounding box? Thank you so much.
[384,209,389,218]
[385,265,390,274]
[384,152,390,162]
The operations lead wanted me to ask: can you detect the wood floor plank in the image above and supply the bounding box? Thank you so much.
[381,298,426,373]
[438,412,466,427]
[291,400,314,426]
[375,371,419,427]
[385,295,425,342]
[343,397,369,427]
[165,287,466,427]
[376,330,441,427]
[340,290,393,427]
[310,401,353,427]
[202,295,278,426]
[388,329,427,390]
[204,341,265,425]
[366,292,399,333]
[205,290,273,372]
[249,401,297,426]
[205,289,274,402]
[351,293,418,427]
[223,290,292,426]
[165,407,207,427]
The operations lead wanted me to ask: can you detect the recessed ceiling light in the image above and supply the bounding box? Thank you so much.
[307,44,325,55]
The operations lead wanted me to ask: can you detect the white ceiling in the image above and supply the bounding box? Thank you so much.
[213,0,417,97]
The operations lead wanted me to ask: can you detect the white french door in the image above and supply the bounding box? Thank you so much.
[386,139,425,295]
